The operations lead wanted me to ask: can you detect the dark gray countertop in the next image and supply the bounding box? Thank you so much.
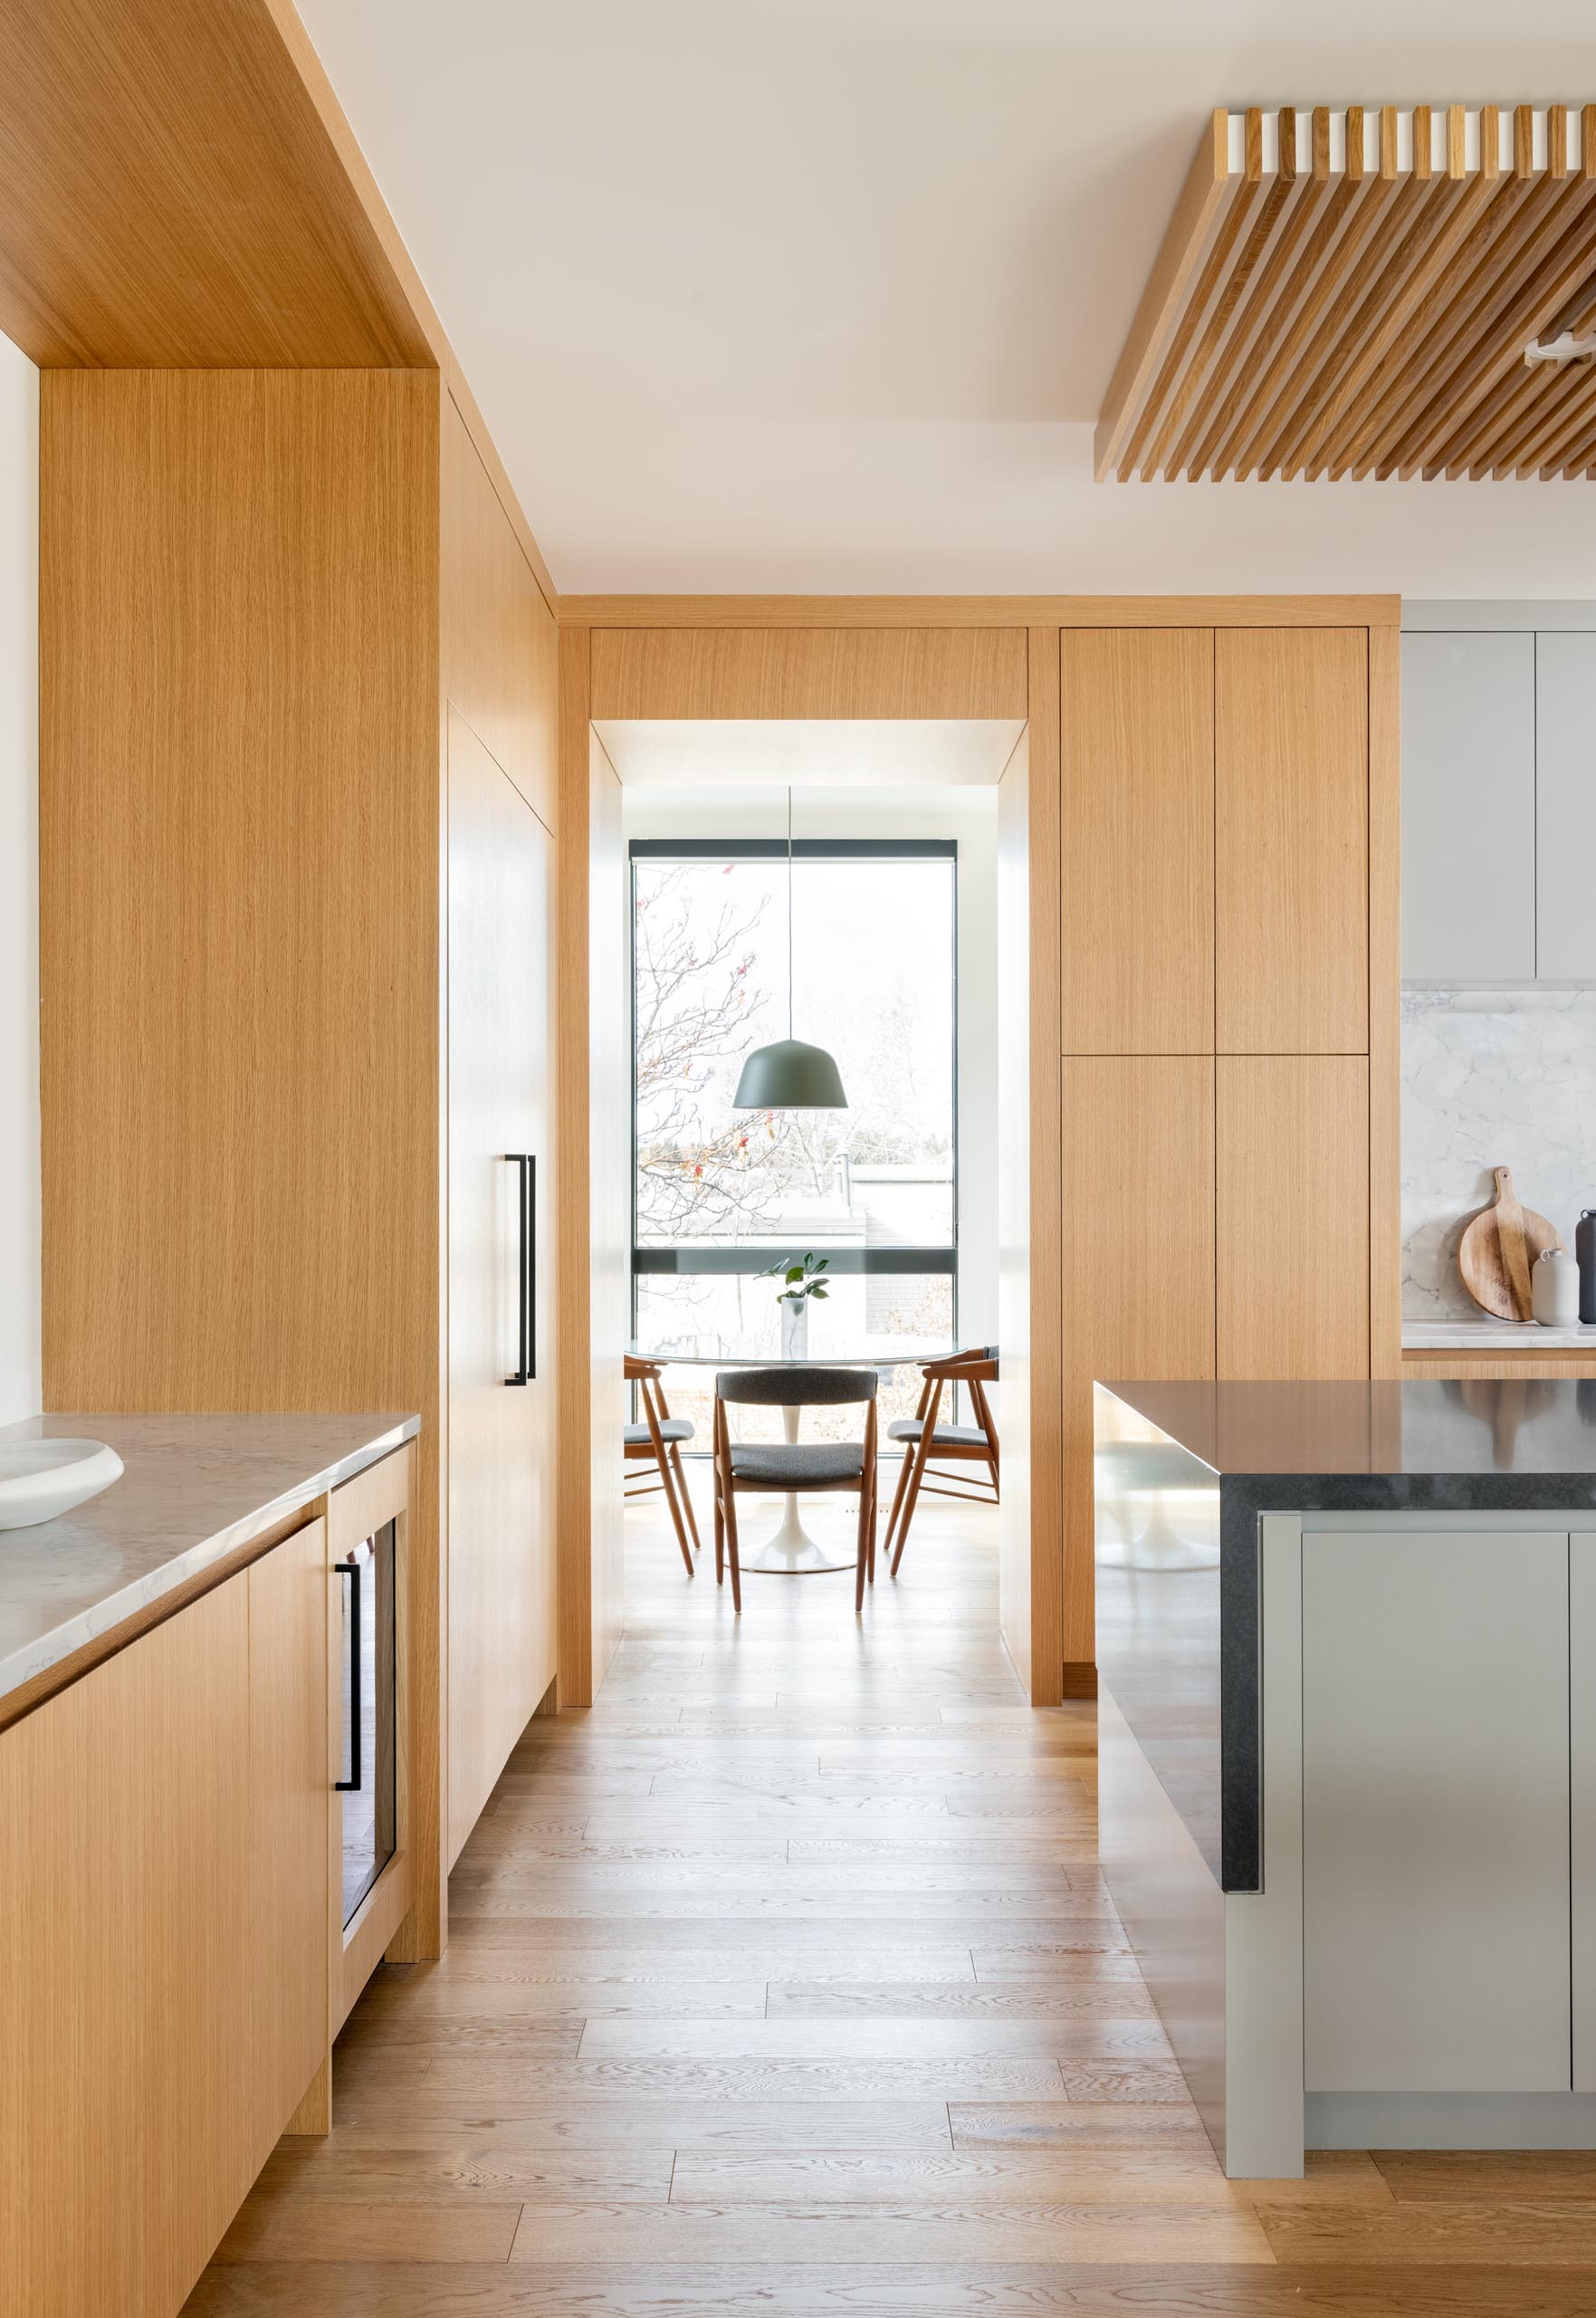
[1103,1377,1596,1480]
[1094,1380,1596,1895]
[0,1412,419,1709]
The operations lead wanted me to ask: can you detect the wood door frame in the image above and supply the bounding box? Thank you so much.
[553,598,1400,1708]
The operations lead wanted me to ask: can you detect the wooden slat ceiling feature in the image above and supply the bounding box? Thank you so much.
[1097,106,1596,481]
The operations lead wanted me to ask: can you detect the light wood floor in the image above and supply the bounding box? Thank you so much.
[186,1480,1596,2313]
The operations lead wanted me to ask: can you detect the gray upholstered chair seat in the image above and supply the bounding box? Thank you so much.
[885,1419,989,1448]
[730,1441,865,1485]
[625,1417,693,1447]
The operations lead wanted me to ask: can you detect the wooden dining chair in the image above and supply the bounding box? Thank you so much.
[883,1345,999,1576]
[623,1354,699,1575]
[712,1365,879,1615]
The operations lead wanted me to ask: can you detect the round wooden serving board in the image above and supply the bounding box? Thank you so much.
[1457,1164,1563,1322]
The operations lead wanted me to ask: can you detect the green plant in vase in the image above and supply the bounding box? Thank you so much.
[761,1251,828,1357]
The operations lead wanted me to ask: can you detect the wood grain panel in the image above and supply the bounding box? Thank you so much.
[1061,629,1215,1053]
[588,627,1027,719]
[997,729,1035,1696]
[39,367,446,1960]
[1100,105,1596,481]
[1217,1058,1370,1379]
[442,393,559,829]
[556,639,628,1706]
[564,594,1400,629]
[0,1574,251,2318]
[1062,1059,1217,1671]
[247,1518,329,2170]
[1367,622,1402,1377]
[1215,627,1369,1055]
[0,0,432,366]
[446,711,557,1860]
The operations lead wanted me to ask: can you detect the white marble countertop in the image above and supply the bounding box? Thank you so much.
[0,1411,419,1709]
[1403,1318,1596,1352]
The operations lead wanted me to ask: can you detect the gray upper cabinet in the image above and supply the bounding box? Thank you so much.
[1401,631,1536,982]
[1534,634,1596,982]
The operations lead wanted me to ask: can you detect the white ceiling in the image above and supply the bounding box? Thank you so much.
[297,0,1596,595]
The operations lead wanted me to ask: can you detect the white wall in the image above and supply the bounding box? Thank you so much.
[0,334,39,1422]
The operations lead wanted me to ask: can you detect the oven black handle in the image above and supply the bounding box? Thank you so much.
[334,1557,361,1793]
[504,1154,536,1384]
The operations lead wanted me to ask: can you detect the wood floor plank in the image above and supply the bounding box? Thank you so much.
[1256,2200,1596,2265]
[767,1979,1155,2018]
[215,2196,522,2263]
[575,2017,1173,2062]
[1371,2150,1596,2200]
[503,2199,1277,2264]
[254,2141,674,2202]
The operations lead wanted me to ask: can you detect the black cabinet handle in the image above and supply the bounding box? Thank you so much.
[505,1154,536,1385]
[335,1557,361,1793]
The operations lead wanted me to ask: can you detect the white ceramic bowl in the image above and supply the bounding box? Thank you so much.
[0,1440,125,1529]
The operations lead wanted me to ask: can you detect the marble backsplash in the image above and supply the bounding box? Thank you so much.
[1403,987,1596,1319]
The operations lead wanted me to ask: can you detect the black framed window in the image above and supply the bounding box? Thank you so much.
[630,838,958,1375]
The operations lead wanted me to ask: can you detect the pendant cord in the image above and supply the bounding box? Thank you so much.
[787,788,794,1042]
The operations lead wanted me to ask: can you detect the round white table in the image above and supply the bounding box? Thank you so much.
[627,1336,954,1573]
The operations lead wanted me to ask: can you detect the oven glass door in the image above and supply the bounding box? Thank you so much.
[339,1516,397,1928]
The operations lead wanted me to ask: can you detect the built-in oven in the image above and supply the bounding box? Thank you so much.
[336,1516,397,1928]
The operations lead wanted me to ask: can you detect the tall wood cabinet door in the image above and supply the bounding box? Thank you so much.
[1061,629,1214,1052]
[0,1577,252,2318]
[447,704,557,1863]
[248,1516,329,2171]
[1217,1057,1369,1378]
[1216,629,1369,1054]
[1061,1058,1216,1656]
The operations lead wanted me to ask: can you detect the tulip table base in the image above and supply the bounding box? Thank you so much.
[744,1403,855,1575]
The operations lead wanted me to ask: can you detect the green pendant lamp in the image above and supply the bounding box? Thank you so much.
[734,791,848,1111]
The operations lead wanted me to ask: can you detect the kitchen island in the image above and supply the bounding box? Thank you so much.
[1094,1377,1596,2178]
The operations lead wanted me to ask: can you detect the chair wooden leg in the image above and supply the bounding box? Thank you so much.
[866,1457,878,1585]
[882,1446,915,1563]
[713,1458,724,1585]
[889,1427,935,1578]
[669,1443,702,1556]
[723,1481,741,1614]
[657,1445,694,1576]
[855,1480,868,1616]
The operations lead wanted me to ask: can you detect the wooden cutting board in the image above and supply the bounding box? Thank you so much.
[1457,1165,1563,1322]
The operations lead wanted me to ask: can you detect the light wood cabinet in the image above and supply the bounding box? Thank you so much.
[1217,1057,1370,1379]
[1060,1058,1215,1680]
[1060,629,1214,1053]
[247,1515,329,2169]
[41,372,565,1956]
[447,712,557,1863]
[1216,628,1369,1054]
[0,1576,253,2318]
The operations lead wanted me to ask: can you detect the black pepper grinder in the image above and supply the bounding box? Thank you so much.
[1579,1211,1596,1326]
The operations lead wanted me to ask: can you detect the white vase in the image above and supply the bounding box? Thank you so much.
[1532,1246,1581,1327]
[779,1297,808,1358]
